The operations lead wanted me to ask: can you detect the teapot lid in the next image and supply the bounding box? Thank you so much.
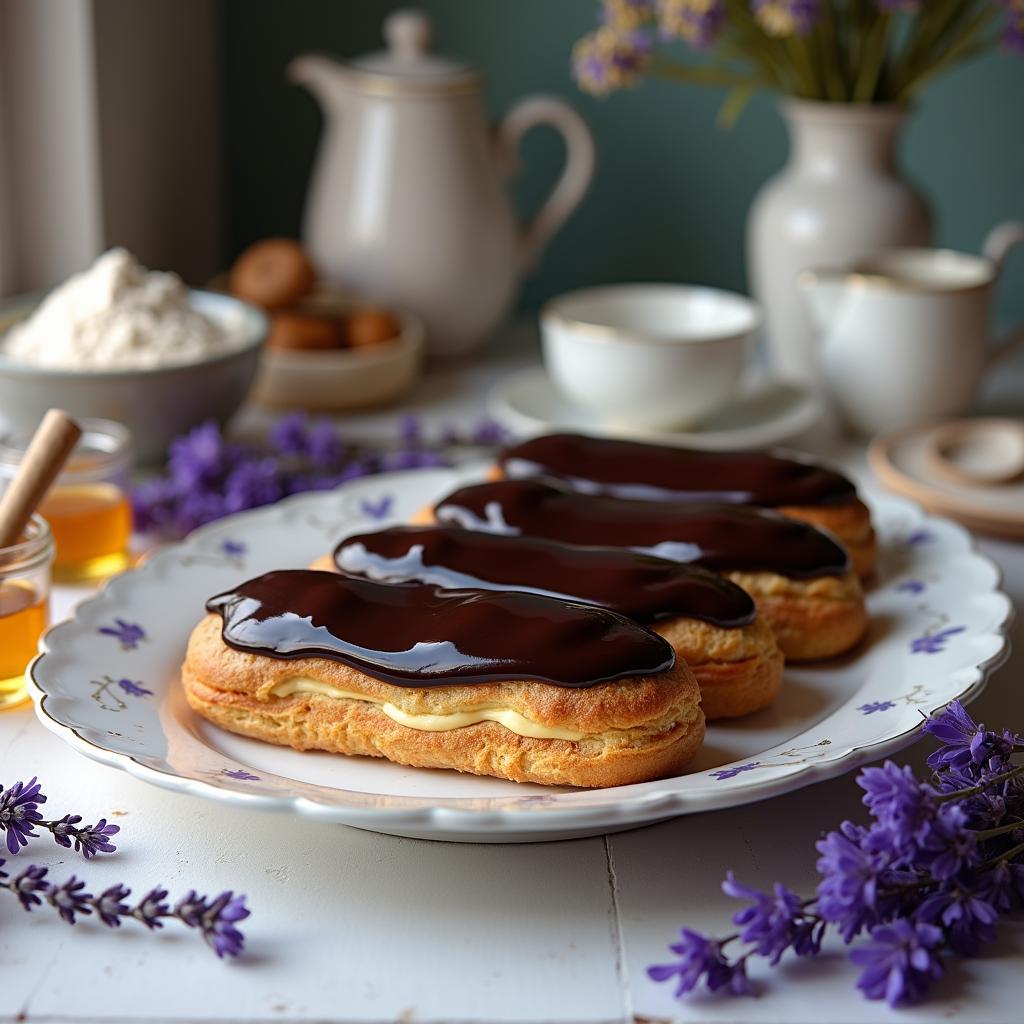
[347,9,480,96]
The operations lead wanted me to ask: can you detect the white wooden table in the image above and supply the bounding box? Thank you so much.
[2,327,1022,1024]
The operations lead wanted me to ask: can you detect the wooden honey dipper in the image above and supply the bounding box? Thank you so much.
[0,409,82,549]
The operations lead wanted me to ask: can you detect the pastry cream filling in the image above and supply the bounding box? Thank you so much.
[270,677,586,741]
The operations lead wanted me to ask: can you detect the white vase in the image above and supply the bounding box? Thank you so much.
[747,100,932,386]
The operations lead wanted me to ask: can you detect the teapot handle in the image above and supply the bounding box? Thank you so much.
[495,96,595,272]
[982,221,1024,368]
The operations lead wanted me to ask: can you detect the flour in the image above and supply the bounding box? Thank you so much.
[2,248,247,370]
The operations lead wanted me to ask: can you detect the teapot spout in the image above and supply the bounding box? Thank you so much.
[797,269,848,332]
[288,54,348,113]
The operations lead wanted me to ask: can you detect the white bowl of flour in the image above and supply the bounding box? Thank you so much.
[0,250,267,461]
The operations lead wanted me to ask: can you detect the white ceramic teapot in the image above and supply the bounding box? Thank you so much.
[799,221,1024,436]
[290,8,595,358]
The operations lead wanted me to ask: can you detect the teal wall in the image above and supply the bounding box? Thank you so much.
[222,0,1024,323]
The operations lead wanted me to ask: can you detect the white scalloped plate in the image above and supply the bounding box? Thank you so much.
[28,464,1012,842]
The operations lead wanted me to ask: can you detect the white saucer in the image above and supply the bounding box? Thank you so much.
[869,421,1024,538]
[486,367,823,449]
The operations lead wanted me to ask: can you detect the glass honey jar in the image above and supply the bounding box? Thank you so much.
[0,514,54,710]
[0,420,133,582]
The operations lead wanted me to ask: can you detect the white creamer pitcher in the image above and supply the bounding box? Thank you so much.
[799,222,1024,436]
[290,8,595,358]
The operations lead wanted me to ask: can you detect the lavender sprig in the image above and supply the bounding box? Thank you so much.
[649,701,1024,1007]
[0,778,119,859]
[1,860,249,958]
[0,778,45,854]
[44,814,120,859]
[133,413,507,537]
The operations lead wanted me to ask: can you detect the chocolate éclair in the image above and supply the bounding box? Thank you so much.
[496,433,876,578]
[414,478,868,662]
[183,570,704,788]
[315,526,783,720]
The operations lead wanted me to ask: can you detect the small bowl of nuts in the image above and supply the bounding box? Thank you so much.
[227,239,425,411]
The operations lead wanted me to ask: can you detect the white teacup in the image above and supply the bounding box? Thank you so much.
[540,284,760,432]
[800,221,1024,436]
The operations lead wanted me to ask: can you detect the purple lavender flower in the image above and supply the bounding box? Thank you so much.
[49,814,119,859]
[710,762,760,780]
[657,0,725,49]
[117,678,153,698]
[723,872,818,962]
[918,804,979,881]
[168,421,230,489]
[858,761,936,848]
[859,701,896,714]
[752,0,820,37]
[815,822,885,941]
[648,928,751,996]
[0,778,46,855]
[649,700,1024,1010]
[334,460,373,484]
[269,412,310,455]
[2,857,250,958]
[976,860,1024,913]
[175,488,228,531]
[220,539,247,558]
[223,458,285,514]
[47,875,91,924]
[174,889,208,928]
[916,885,998,956]
[910,626,965,655]
[573,25,654,96]
[99,619,146,650]
[470,418,507,446]
[279,472,333,495]
[92,883,132,927]
[223,769,260,781]
[307,419,342,467]
[9,863,49,910]
[850,919,943,1006]
[134,886,171,929]
[398,414,423,447]
[134,412,477,538]
[923,700,1018,775]
[201,890,251,959]
[76,818,120,859]
[602,0,657,29]
[132,476,182,532]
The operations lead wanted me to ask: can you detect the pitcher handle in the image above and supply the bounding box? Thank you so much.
[495,95,595,272]
[982,220,1024,367]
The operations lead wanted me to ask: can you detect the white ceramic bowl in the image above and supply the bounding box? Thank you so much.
[0,291,267,462]
[540,283,760,431]
[250,297,425,411]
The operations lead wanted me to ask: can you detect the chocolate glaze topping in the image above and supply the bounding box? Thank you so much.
[335,526,755,628]
[207,570,675,688]
[434,479,850,579]
[500,433,856,507]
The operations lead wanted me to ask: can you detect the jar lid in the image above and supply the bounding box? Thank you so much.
[346,9,480,96]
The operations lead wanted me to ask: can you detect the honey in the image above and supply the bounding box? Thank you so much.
[0,581,47,710]
[42,483,132,581]
[1,419,134,584]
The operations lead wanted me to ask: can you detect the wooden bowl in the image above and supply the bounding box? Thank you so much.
[249,293,425,411]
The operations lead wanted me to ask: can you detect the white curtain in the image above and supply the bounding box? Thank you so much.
[0,0,223,297]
